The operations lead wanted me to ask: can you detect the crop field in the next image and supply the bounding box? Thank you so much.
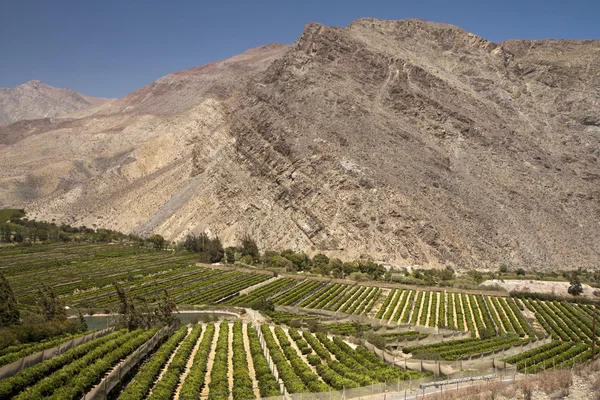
[270,281,381,315]
[374,289,533,338]
[0,244,278,309]
[496,299,600,372]
[3,242,600,378]
[0,321,426,399]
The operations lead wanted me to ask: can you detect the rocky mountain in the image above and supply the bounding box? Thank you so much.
[0,80,112,125]
[0,20,599,270]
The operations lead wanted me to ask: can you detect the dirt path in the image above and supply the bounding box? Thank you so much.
[148,326,191,396]
[435,292,441,329]
[390,290,406,322]
[487,296,507,333]
[370,288,392,317]
[281,327,327,385]
[415,292,426,326]
[464,295,480,337]
[458,294,468,332]
[227,323,234,400]
[427,292,435,328]
[242,323,261,399]
[200,322,221,399]
[174,324,205,400]
[451,293,457,329]
[397,291,411,322]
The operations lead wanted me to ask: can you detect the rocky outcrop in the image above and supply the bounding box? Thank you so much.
[0,20,599,270]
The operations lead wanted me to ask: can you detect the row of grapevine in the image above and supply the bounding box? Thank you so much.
[15,329,157,399]
[0,329,128,399]
[147,325,202,399]
[119,326,189,399]
[224,278,298,306]
[503,341,591,373]
[404,335,523,361]
[272,280,323,306]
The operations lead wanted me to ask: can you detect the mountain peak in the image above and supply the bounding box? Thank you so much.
[0,81,111,125]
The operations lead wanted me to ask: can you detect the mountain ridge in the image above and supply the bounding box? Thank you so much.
[1,19,599,270]
[0,80,113,126]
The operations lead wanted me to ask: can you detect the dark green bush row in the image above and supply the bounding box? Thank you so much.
[178,323,216,399]
[119,326,188,400]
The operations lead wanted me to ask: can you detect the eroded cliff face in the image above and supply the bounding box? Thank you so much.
[1,20,599,270]
[222,19,600,269]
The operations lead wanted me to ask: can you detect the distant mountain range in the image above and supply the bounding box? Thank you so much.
[0,80,113,125]
[0,19,599,270]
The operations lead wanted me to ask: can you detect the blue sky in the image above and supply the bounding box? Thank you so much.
[1,0,598,98]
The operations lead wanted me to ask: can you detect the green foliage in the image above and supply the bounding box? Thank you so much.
[119,326,188,400]
[0,272,20,328]
[38,284,67,322]
[246,326,281,397]
[149,325,202,399]
[12,329,156,399]
[232,321,254,400]
[179,323,216,399]
[149,234,165,250]
[568,272,583,296]
[240,234,260,262]
[0,209,25,223]
[184,233,224,263]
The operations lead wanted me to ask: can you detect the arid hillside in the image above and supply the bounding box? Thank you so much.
[0,20,598,270]
[0,80,112,125]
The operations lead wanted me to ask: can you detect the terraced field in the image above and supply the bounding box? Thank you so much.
[0,244,272,309]
[270,281,381,315]
[0,321,427,399]
[374,289,533,338]
[499,298,600,372]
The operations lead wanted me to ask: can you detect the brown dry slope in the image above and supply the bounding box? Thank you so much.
[224,19,600,269]
[0,19,599,270]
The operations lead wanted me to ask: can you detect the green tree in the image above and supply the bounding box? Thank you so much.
[155,289,178,326]
[0,272,20,327]
[114,282,143,330]
[38,284,67,322]
[13,230,24,243]
[224,247,236,264]
[78,310,88,331]
[568,272,583,296]
[149,234,165,250]
[240,234,260,262]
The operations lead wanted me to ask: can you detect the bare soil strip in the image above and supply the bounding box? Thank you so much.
[464,295,480,337]
[389,290,406,322]
[282,328,327,384]
[227,323,234,400]
[457,294,468,332]
[242,323,261,399]
[415,291,426,326]
[200,322,221,398]
[487,296,507,333]
[174,324,205,400]
[148,326,191,396]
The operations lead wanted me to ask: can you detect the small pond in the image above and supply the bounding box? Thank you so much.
[83,311,239,331]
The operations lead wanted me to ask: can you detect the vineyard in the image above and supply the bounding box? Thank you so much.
[3,242,600,383]
[373,289,533,338]
[0,321,427,399]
